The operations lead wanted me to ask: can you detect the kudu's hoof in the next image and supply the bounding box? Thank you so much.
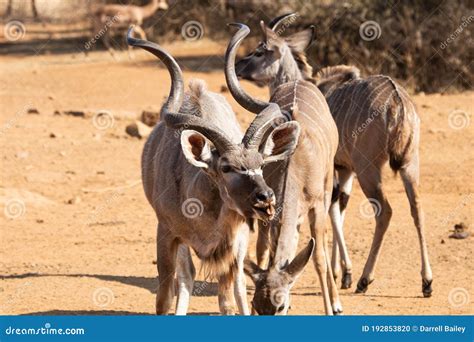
[333,308,343,315]
[341,272,352,289]
[355,277,373,294]
[422,279,433,298]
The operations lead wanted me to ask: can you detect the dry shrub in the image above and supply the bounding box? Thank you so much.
[145,0,472,92]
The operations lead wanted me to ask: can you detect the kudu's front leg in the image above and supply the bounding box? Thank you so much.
[175,244,196,315]
[233,225,250,315]
[156,223,179,315]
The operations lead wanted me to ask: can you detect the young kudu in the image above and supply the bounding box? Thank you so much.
[127,28,302,315]
[226,23,342,315]
[235,14,433,298]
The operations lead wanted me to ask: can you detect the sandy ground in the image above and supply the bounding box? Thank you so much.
[0,44,472,315]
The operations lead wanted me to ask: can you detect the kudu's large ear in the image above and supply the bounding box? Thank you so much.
[180,130,213,169]
[284,238,315,278]
[244,258,263,283]
[262,121,301,164]
[285,26,315,53]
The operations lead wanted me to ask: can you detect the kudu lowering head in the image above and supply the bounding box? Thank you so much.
[234,13,315,87]
[225,23,317,315]
[127,27,301,221]
[245,239,315,315]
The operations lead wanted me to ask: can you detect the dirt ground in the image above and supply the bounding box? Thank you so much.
[1,43,472,315]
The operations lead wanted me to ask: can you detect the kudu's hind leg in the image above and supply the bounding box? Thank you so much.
[400,158,433,297]
[309,206,333,315]
[156,223,179,314]
[175,244,196,315]
[330,168,354,289]
[324,228,343,314]
[355,166,392,294]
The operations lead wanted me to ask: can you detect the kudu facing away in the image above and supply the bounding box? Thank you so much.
[226,23,342,315]
[235,14,433,297]
[127,28,303,315]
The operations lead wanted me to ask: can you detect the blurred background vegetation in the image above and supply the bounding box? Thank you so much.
[1,0,472,93]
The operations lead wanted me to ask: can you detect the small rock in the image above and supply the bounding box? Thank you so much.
[53,110,61,116]
[63,110,85,117]
[27,108,40,115]
[449,222,469,239]
[49,133,56,138]
[66,196,81,205]
[48,95,55,101]
[220,85,228,93]
[96,170,105,175]
[126,121,152,139]
[141,110,160,127]
[440,239,445,244]
[59,151,67,157]
[36,219,44,224]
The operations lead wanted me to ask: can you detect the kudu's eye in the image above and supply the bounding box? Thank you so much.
[221,164,232,173]
[276,305,285,313]
[254,50,264,57]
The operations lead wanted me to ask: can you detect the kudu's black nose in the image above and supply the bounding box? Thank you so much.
[256,189,274,202]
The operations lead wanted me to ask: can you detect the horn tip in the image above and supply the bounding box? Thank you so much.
[126,26,138,46]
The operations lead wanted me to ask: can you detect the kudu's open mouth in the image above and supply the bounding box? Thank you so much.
[252,198,276,220]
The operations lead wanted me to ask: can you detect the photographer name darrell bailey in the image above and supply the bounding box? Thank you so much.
[419,325,466,333]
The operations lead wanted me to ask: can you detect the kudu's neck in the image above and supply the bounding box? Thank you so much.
[269,50,303,95]
[140,0,160,19]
